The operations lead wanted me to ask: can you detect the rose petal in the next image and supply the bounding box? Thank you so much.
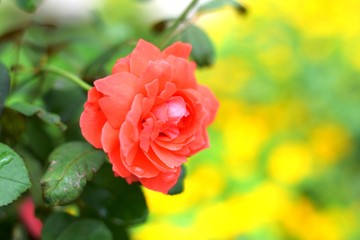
[112,54,131,74]
[140,79,159,119]
[197,85,219,124]
[144,147,177,172]
[140,60,172,92]
[139,166,181,194]
[124,151,159,178]
[162,41,192,59]
[120,94,143,164]
[150,142,187,168]
[130,39,162,76]
[80,88,107,148]
[108,147,132,178]
[101,122,119,153]
[95,72,138,129]
[167,56,197,89]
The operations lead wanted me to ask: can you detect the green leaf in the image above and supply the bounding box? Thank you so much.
[180,25,215,67]
[42,212,76,240]
[41,142,105,206]
[19,148,44,205]
[81,164,148,226]
[81,42,126,83]
[15,0,41,13]
[8,101,67,131]
[57,219,112,240]
[168,165,187,195]
[0,143,31,206]
[0,63,10,116]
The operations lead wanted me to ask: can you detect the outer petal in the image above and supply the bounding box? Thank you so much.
[112,55,131,74]
[140,60,172,93]
[108,148,132,178]
[167,56,197,89]
[101,122,117,153]
[139,166,181,194]
[130,39,162,77]
[162,41,192,59]
[80,88,107,148]
[197,85,219,124]
[95,72,138,129]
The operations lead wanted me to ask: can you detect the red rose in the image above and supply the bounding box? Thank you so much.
[80,39,218,194]
[19,197,43,239]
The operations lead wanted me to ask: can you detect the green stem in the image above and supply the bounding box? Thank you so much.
[42,65,92,91]
[159,0,199,48]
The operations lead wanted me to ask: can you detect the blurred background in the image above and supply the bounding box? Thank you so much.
[1,0,360,239]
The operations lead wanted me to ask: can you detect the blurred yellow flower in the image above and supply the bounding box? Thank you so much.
[267,142,313,185]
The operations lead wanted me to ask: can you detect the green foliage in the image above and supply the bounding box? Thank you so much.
[81,164,148,227]
[168,165,187,195]
[42,212,76,240]
[180,25,215,67]
[0,143,31,206]
[15,0,41,13]
[43,214,112,240]
[0,63,10,116]
[8,101,67,131]
[41,142,105,206]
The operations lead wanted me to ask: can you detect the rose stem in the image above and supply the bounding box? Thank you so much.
[41,65,92,91]
[159,0,199,48]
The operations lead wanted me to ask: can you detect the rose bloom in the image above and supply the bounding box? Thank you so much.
[80,39,218,194]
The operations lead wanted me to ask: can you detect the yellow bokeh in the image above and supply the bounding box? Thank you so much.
[131,0,359,239]
[267,142,313,185]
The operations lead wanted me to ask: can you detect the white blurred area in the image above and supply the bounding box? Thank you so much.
[135,0,212,23]
[34,0,102,24]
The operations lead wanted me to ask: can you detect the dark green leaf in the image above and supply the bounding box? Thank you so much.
[0,108,25,145]
[19,148,44,205]
[44,84,86,123]
[57,219,112,240]
[180,25,215,67]
[0,63,10,116]
[0,143,31,206]
[82,42,125,83]
[8,101,67,130]
[41,142,105,206]
[22,118,60,161]
[168,165,187,195]
[15,0,41,13]
[42,212,75,240]
[81,164,148,226]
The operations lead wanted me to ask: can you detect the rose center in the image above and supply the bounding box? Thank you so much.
[152,96,189,139]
